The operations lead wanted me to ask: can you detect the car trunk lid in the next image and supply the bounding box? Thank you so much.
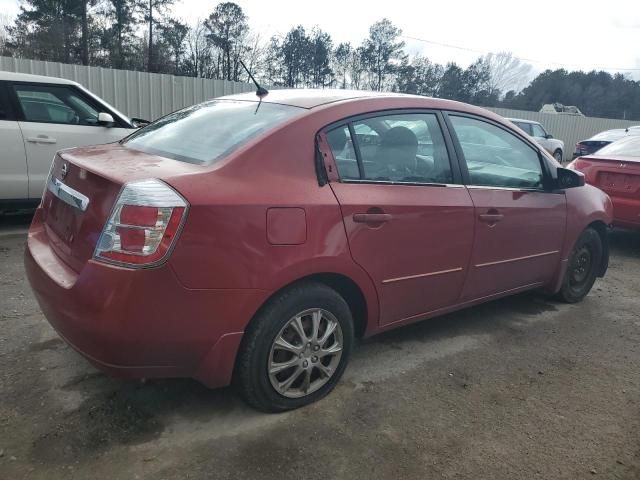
[40,144,201,273]
[586,156,640,199]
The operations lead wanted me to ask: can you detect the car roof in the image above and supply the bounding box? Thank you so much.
[221,89,425,109]
[0,71,79,86]
[507,118,540,125]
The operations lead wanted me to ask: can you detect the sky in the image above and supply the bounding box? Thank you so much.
[2,0,640,80]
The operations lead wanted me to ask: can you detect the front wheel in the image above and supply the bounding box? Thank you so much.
[556,228,603,303]
[553,150,563,163]
[235,282,354,412]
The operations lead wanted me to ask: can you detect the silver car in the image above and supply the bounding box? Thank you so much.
[508,118,565,162]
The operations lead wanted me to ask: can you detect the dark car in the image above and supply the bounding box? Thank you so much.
[574,128,640,158]
[569,135,640,229]
[25,89,612,412]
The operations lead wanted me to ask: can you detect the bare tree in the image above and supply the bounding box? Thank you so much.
[184,19,213,78]
[0,13,9,55]
[482,51,533,97]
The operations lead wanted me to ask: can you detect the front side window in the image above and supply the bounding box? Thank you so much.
[124,100,302,165]
[531,123,547,138]
[450,115,544,189]
[13,84,99,125]
[329,113,453,184]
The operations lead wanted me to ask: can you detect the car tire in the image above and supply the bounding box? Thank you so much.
[553,150,563,162]
[235,282,354,412]
[556,228,603,303]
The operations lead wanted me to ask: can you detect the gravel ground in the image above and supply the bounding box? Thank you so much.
[0,215,639,480]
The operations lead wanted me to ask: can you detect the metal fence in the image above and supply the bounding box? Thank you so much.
[0,56,254,121]
[2,56,639,160]
[487,107,638,160]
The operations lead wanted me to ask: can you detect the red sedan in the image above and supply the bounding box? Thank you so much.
[568,135,640,229]
[25,89,612,412]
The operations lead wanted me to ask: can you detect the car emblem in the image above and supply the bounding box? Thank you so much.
[60,163,69,180]
[620,163,626,168]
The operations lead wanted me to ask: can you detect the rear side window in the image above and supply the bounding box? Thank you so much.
[450,115,543,189]
[329,113,453,184]
[124,100,302,165]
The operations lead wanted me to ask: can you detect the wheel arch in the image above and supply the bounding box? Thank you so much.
[246,272,371,340]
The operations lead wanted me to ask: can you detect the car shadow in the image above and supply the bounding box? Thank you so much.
[29,226,640,464]
[608,227,640,258]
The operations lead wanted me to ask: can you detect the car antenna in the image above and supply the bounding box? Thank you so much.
[239,59,269,98]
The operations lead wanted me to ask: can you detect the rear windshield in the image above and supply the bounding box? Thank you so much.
[596,136,640,157]
[123,100,303,165]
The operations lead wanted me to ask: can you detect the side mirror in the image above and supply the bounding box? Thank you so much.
[97,112,115,127]
[555,167,585,189]
[131,117,151,128]
[545,133,553,139]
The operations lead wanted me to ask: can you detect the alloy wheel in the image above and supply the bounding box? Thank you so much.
[268,308,344,398]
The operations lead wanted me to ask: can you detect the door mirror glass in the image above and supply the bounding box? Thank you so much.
[98,112,115,126]
[555,167,585,189]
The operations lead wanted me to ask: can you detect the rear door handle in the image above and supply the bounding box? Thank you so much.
[353,213,392,224]
[479,211,504,224]
[26,135,57,144]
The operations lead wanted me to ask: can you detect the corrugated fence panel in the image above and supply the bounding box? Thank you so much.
[487,107,639,160]
[0,56,254,121]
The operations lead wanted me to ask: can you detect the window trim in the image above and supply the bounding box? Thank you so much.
[319,108,463,187]
[7,82,130,128]
[0,81,18,121]
[442,111,555,192]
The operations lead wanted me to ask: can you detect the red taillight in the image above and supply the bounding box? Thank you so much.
[94,179,188,268]
[119,205,158,227]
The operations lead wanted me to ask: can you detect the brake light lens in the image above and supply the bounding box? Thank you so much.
[94,179,188,267]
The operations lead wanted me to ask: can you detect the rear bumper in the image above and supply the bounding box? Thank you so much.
[24,212,266,387]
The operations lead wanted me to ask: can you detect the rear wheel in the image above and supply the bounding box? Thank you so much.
[236,282,354,412]
[556,228,602,303]
[553,150,563,162]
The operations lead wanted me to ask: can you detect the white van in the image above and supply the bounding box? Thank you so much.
[0,72,145,208]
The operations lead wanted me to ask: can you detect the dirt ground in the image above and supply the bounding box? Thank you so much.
[0,214,639,480]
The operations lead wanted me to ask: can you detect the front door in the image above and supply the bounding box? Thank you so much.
[446,114,567,300]
[9,82,131,199]
[0,82,28,199]
[325,111,475,326]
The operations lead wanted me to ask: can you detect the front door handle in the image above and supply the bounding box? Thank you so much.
[353,213,392,224]
[26,135,57,144]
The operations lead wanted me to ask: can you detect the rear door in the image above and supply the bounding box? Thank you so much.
[0,81,28,200]
[8,82,132,199]
[324,111,475,327]
[445,113,566,300]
